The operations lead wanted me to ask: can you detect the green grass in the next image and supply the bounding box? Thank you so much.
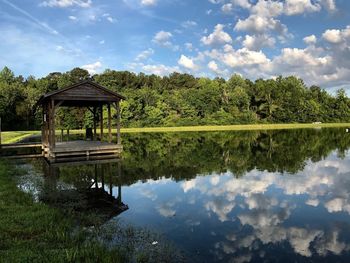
[120,123,350,133]
[2,123,350,144]
[1,131,41,144]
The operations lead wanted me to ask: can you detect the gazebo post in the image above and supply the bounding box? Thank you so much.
[51,99,56,148]
[93,107,97,141]
[100,104,103,142]
[116,101,121,145]
[108,103,112,143]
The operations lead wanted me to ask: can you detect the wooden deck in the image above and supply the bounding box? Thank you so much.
[43,140,123,159]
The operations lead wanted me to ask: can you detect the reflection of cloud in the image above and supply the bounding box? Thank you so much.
[182,179,196,193]
[184,151,350,259]
[325,198,350,213]
[315,229,350,256]
[156,198,180,218]
[157,203,176,217]
[238,206,292,228]
[306,198,319,207]
[205,198,235,222]
[210,175,220,186]
[140,188,157,201]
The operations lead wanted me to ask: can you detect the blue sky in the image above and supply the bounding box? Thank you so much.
[0,0,349,92]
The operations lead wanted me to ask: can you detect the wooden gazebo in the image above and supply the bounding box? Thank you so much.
[37,80,125,160]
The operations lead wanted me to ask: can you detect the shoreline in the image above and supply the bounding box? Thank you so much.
[2,123,349,144]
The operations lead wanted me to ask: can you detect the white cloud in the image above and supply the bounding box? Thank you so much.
[303,34,317,45]
[141,0,157,6]
[221,3,233,13]
[232,0,252,9]
[135,48,154,61]
[178,55,198,70]
[153,30,174,48]
[242,34,276,51]
[251,0,284,18]
[99,40,105,44]
[142,64,180,76]
[208,60,218,71]
[235,15,288,36]
[322,29,343,44]
[40,0,92,8]
[182,179,197,193]
[201,24,232,46]
[81,61,102,74]
[222,46,270,68]
[207,60,229,76]
[68,15,77,20]
[284,0,321,15]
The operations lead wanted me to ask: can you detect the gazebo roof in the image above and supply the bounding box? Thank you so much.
[37,80,126,107]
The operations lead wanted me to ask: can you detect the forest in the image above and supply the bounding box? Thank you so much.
[0,66,349,131]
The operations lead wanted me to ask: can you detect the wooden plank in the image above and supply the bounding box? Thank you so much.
[1,142,42,149]
[49,157,120,167]
[2,154,43,159]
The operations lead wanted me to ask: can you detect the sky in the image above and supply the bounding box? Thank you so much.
[0,0,349,93]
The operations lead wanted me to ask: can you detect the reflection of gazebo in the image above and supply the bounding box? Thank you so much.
[37,80,125,160]
[41,157,128,225]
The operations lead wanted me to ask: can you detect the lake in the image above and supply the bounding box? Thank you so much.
[13,128,350,262]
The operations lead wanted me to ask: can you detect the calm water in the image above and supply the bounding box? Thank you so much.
[15,128,350,262]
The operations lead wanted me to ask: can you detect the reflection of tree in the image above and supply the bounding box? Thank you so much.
[119,129,350,185]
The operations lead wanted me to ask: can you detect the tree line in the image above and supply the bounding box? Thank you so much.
[0,66,349,130]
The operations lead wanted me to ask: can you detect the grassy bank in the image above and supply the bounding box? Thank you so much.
[0,162,125,262]
[2,123,350,144]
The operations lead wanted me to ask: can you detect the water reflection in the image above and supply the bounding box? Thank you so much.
[18,128,350,262]
[22,158,129,226]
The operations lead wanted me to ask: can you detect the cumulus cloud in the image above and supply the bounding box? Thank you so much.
[153,30,172,44]
[235,15,288,36]
[207,45,270,69]
[152,30,178,50]
[201,24,232,46]
[242,34,276,50]
[40,0,92,8]
[322,28,346,44]
[178,54,198,70]
[303,34,317,45]
[208,60,219,72]
[81,61,102,74]
[284,0,321,15]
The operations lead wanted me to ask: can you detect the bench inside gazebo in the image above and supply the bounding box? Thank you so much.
[37,80,125,160]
